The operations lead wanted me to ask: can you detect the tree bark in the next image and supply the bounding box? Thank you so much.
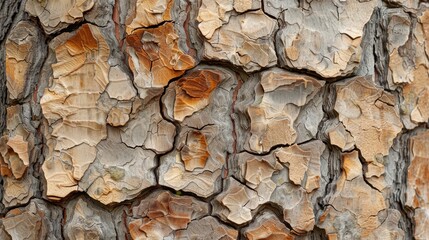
[0,0,428,239]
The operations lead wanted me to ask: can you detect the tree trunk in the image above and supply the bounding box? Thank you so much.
[0,0,428,239]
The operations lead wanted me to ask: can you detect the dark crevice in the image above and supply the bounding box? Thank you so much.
[126,20,174,35]
[387,125,428,239]
[304,226,329,240]
[316,146,342,214]
[239,137,319,157]
[155,71,187,185]
[227,70,244,179]
[352,146,384,193]
[374,7,390,90]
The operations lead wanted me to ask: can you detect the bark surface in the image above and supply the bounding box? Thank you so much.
[0,0,428,239]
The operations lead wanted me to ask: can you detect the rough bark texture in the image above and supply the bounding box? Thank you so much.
[0,0,428,239]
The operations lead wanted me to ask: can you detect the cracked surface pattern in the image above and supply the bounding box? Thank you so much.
[26,0,96,34]
[0,0,428,239]
[159,66,236,198]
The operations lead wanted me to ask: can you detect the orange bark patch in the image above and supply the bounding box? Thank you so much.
[180,131,210,171]
[174,70,221,121]
[63,24,98,54]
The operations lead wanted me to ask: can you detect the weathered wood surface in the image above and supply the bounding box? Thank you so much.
[0,0,428,239]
